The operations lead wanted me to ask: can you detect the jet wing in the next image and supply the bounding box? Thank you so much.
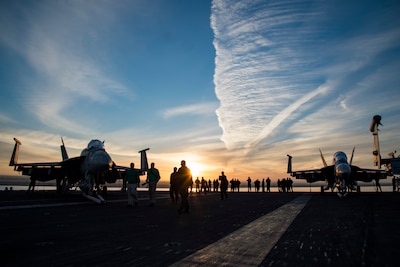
[106,147,150,182]
[290,169,323,183]
[12,156,86,183]
[100,165,145,184]
[291,165,387,183]
[11,162,64,182]
[290,166,334,183]
[113,165,146,174]
[350,166,387,182]
[9,138,66,181]
[13,162,61,168]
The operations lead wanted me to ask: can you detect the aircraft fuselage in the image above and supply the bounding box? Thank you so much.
[333,151,351,181]
[77,140,113,195]
[80,140,113,176]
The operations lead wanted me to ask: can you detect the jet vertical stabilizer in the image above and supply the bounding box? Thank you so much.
[9,138,22,167]
[287,154,292,174]
[349,147,355,165]
[139,148,150,173]
[319,149,328,167]
[60,137,69,161]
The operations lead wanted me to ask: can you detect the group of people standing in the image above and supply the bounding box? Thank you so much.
[246,177,272,192]
[124,160,193,214]
[192,176,233,194]
[277,178,294,192]
[124,162,161,207]
[172,171,229,201]
[124,163,294,214]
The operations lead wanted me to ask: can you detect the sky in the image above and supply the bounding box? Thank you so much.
[1,0,399,184]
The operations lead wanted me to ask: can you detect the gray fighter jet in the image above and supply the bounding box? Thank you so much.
[287,117,389,197]
[9,138,149,203]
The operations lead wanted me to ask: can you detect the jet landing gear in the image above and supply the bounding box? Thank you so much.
[334,181,359,198]
[321,182,335,194]
[82,192,106,204]
[56,176,72,194]
[80,184,106,204]
[334,180,348,198]
[337,186,348,198]
[79,173,106,204]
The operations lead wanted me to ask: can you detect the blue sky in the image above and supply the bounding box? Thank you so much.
[1,0,399,183]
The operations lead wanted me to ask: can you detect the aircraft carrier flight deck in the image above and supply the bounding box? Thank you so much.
[0,190,399,266]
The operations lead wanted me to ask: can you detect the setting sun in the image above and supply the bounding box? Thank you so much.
[188,162,203,178]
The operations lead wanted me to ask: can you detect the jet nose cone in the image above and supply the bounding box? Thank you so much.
[336,163,351,178]
[88,150,113,174]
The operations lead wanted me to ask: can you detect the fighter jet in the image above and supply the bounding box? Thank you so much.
[287,148,386,197]
[9,138,149,203]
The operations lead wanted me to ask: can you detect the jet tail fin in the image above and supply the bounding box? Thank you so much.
[287,155,293,174]
[139,148,149,172]
[319,149,328,167]
[349,147,355,165]
[60,137,69,161]
[9,138,22,166]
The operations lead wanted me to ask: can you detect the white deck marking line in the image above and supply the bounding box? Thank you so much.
[0,196,170,210]
[170,194,312,267]
[0,201,92,210]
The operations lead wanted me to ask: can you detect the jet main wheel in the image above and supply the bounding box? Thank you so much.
[56,177,69,194]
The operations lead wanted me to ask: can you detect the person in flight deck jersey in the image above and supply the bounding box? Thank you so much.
[146,162,161,207]
[125,162,140,207]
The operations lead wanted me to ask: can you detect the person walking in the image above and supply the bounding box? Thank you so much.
[125,163,140,207]
[170,167,179,204]
[177,160,192,214]
[146,162,161,207]
[219,171,228,200]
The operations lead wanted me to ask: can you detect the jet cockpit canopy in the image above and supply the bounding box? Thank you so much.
[87,139,104,150]
[81,139,105,156]
[333,151,347,165]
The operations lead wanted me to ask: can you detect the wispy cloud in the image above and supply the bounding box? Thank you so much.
[212,0,325,149]
[162,102,218,119]
[211,0,400,155]
[245,84,330,151]
[0,1,129,133]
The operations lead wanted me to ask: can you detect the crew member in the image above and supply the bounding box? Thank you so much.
[125,162,140,207]
[177,160,192,214]
[170,167,179,204]
[146,162,161,207]
[219,171,228,200]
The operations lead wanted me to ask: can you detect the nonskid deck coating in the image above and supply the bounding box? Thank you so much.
[0,190,398,266]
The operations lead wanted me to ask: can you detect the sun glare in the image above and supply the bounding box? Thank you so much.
[188,162,203,178]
